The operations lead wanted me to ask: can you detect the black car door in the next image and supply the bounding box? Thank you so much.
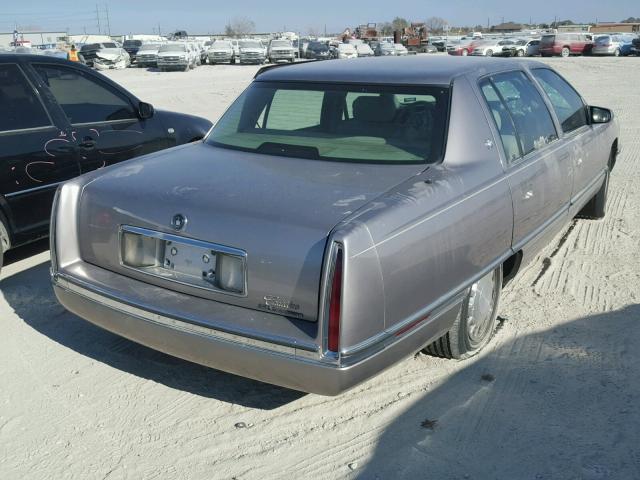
[31,62,169,174]
[0,62,80,242]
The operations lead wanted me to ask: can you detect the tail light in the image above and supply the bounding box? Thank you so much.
[327,246,343,353]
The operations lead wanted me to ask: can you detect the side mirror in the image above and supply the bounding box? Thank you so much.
[590,106,612,124]
[138,101,154,120]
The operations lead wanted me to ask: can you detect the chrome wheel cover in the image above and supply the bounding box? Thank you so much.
[466,270,497,344]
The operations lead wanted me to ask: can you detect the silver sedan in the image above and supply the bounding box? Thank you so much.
[51,56,619,395]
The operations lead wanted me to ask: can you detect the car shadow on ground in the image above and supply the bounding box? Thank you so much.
[3,238,49,267]
[3,261,305,410]
[355,305,640,479]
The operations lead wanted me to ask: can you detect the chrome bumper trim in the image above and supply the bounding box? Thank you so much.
[53,274,320,360]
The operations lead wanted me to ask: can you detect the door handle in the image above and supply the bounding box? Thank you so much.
[78,139,96,150]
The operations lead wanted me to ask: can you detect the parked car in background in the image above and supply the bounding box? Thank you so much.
[631,36,640,56]
[447,39,475,56]
[79,42,119,67]
[471,39,515,57]
[431,40,447,52]
[0,53,212,271]
[157,43,195,71]
[188,42,202,66]
[123,39,143,63]
[539,33,593,57]
[93,46,131,70]
[336,43,357,59]
[305,41,331,60]
[208,40,235,64]
[512,38,540,57]
[356,43,374,57]
[374,42,395,56]
[50,56,619,395]
[136,43,161,68]
[393,43,408,56]
[268,39,296,63]
[238,39,267,64]
[592,34,634,56]
[424,44,438,53]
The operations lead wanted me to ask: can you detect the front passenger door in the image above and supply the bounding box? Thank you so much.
[32,63,169,174]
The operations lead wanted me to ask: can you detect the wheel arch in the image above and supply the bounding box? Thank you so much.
[502,250,523,287]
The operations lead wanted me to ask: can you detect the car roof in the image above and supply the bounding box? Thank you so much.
[256,55,547,86]
[0,53,72,64]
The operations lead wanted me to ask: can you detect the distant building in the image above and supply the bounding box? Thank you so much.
[490,22,522,33]
[557,24,591,33]
[0,31,66,49]
[590,23,640,34]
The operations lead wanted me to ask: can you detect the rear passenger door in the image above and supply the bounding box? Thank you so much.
[32,63,168,173]
[0,62,80,238]
[479,70,572,250]
[530,68,605,207]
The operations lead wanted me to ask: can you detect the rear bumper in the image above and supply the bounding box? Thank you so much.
[52,271,459,395]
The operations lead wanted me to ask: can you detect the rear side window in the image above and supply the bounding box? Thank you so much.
[531,68,588,133]
[34,64,136,124]
[480,71,557,162]
[0,64,50,132]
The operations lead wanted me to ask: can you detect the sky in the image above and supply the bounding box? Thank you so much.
[0,0,637,35]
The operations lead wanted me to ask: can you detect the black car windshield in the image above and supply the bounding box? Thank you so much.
[309,42,328,51]
[207,82,450,164]
[124,40,142,47]
[103,42,117,48]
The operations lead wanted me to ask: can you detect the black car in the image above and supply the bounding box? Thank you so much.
[122,39,143,63]
[305,41,332,60]
[0,54,212,269]
[631,36,640,56]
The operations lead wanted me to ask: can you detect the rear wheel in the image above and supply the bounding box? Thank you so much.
[516,49,524,57]
[486,49,493,56]
[577,169,609,219]
[561,47,570,57]
[424,266,502,359]
[613,48,621,57]
[0,214,9,273]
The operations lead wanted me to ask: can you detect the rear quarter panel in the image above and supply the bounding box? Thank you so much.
[340,75,513,333]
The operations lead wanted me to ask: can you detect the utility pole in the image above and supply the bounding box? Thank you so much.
[96,4,101,34]
[158,23,161,37]
[105,4,111,36]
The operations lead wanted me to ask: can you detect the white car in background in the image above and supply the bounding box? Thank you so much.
[513,38,540,57]
[135,43,162,68]
[156,42,196,71]
[238,39,267,64]
[336,43,357,59]
[471,38,516,56]
[268,39,296,63]
[356,43,374,57]
[393,43,408,56]
[208,39,235,64]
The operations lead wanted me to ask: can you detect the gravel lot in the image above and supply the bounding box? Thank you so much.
[1,56,639,480]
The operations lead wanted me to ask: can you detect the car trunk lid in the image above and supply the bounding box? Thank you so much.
[77,143,423,321]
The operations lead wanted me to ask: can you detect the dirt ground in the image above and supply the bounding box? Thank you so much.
[1,56,639,480]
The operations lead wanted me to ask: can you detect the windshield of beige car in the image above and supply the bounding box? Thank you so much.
[206,81,450,163]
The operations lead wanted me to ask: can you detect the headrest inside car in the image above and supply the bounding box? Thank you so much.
[352,95,397,123]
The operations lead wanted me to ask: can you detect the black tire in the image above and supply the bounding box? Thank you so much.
[576,169,609,220]
[424,266,502,359]
[486,49,493,56]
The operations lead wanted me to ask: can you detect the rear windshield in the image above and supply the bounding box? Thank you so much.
[595,36,611,45]
[159,44,186,52]
[102,42,117,48]
[309,42,328,51]
[540,35,555,44]
[206,82,450,164]
[124,40,142,47]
